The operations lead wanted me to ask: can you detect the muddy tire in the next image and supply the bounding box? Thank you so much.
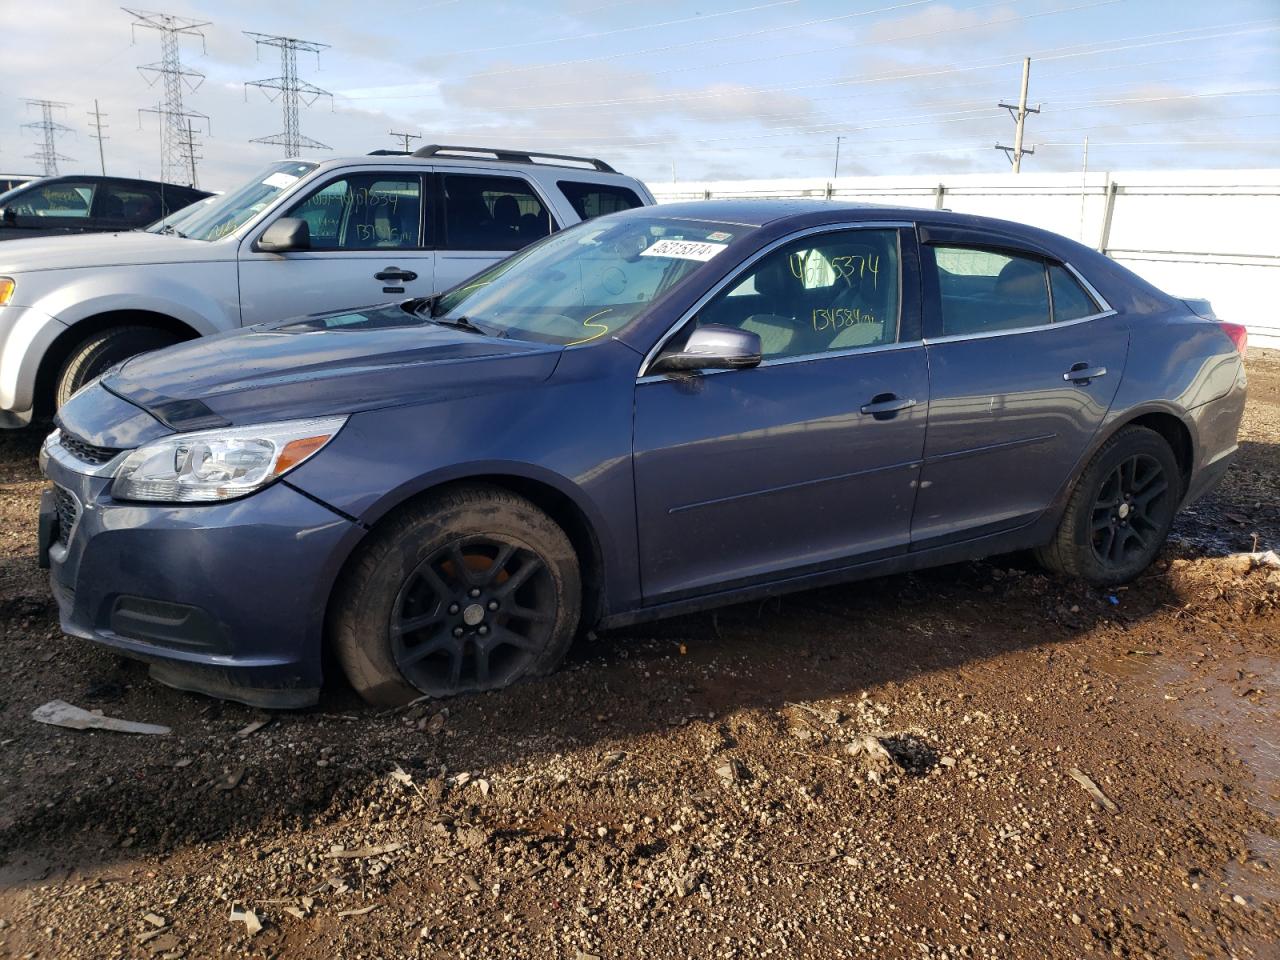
[1036,425,1181,586]
[55,326,180,408]
[332,484,581,707]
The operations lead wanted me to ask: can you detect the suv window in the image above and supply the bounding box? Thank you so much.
[95,183,162,225]
[557,181,643,221]
[1048,264,1100,321]
[10,180,96,218]
[442,174,555,252]
[285,174,424,250]
[695,229,901,359]
[931,246,1051,336]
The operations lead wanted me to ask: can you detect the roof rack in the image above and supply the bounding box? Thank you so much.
[411,144,617,174]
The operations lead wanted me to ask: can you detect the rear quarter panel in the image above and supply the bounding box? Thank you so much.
[1088,309,1245,494]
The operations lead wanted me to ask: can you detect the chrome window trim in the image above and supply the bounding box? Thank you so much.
[637,220,914,380]
[922,258,1117,345]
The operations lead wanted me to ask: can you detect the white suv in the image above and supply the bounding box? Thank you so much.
[0,145,653,426]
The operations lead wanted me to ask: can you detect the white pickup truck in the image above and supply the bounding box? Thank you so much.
[0,145,653,426]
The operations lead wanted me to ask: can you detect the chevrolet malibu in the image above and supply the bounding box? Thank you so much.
[39,201,1247,708]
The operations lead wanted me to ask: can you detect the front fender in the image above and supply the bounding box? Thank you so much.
[24,262,239,336]
[0,304,63,414]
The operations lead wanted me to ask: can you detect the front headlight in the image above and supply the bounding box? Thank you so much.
[111,415,348,503]
[0,277,14,306]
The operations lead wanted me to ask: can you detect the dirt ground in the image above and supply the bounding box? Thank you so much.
[0,354,1277,960]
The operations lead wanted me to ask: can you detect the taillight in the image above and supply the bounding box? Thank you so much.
[1219,322,1248,358]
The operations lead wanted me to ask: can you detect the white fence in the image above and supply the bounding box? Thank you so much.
[648,169,1280,349]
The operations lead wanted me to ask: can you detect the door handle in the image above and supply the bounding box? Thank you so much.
[1063,363,1107,384]
[374,267,418,282]
[860,394,917,419]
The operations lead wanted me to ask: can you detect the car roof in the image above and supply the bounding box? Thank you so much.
[310,154,639,181]
[21,174,209,194]
[627,198,1102,261]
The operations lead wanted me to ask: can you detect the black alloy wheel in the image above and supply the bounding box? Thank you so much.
[1035,424,1182,586]
[1089,453,1170,566]
[390,537,556,696]
[332,484,581,706]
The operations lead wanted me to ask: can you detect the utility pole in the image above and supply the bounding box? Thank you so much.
[123,8,210,185]
[995,57,1039,173]
[88,99,109,174]
[833,135,845,180]
[389,130,421,154]
[22,99,74,176]
[244,32,333,156]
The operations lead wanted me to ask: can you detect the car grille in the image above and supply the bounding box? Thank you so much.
[59,431,122,466]
[53,485,79,544]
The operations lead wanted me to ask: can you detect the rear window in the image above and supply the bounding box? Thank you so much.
[557,181,643,221]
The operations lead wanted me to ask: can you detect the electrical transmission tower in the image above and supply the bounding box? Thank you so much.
[389,130,422,154]
[88,99,109,174]
[22,99,74,176]
[995,57,1039,173]
[123,8,210,186]
[244,33,333,156]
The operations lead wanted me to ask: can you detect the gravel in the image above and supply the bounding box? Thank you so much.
[0,352,1277,959]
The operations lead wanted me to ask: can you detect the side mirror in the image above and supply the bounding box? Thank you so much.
[649,324,763,375]
[258,217,311,253]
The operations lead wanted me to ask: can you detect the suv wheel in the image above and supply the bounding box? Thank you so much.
[55,326,180,408]
[333,485,581,706]
[1036,425,1181,585]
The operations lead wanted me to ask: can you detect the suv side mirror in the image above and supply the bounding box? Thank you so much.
[649,324,763,375]
[258,217,311,253]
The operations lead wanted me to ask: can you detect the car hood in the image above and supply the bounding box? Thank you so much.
[0,230,222,273]
[101,302,564,429]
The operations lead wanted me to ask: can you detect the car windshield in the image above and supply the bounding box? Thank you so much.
[432,216,745,345]
[147,161,316,241]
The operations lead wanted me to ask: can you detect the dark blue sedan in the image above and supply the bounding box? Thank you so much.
[39,201,1247,707]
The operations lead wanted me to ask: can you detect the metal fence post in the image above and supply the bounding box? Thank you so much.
[1098,180,1118,254]
[934,184,946,209]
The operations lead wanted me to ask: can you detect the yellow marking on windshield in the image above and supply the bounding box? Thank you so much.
[567,308,613,346]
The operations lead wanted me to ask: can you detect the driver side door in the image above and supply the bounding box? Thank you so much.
[632,224,929,603]
[236,170,436,325]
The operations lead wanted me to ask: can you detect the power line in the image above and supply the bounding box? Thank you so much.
[123,8,210,186]
[996,57,1040,172]
[88,99,109,175]
[22,99,74,176]
[244,32,333,156]
[411,18,1277,113]
[339,0,936,97]
[446,0,800,56]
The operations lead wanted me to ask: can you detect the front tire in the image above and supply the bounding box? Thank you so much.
[1036,425,1181,585]
[332,485,581,706]
[54,326,181,408]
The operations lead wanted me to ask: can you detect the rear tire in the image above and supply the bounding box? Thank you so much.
[332,485,581,707]
[54,326,180,408]
[1035,425,1181,586]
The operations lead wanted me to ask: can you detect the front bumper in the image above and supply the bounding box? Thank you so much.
[42,445,363,708]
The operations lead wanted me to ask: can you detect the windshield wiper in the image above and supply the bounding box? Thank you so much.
[431,315,505,338]
[157,224,189,239]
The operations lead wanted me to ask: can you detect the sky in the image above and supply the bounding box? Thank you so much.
[1,0,1277,192]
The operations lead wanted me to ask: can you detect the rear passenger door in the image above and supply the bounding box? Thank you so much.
[433,172,558,292]
[237,170,435,325]
[912,232,1129,548]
